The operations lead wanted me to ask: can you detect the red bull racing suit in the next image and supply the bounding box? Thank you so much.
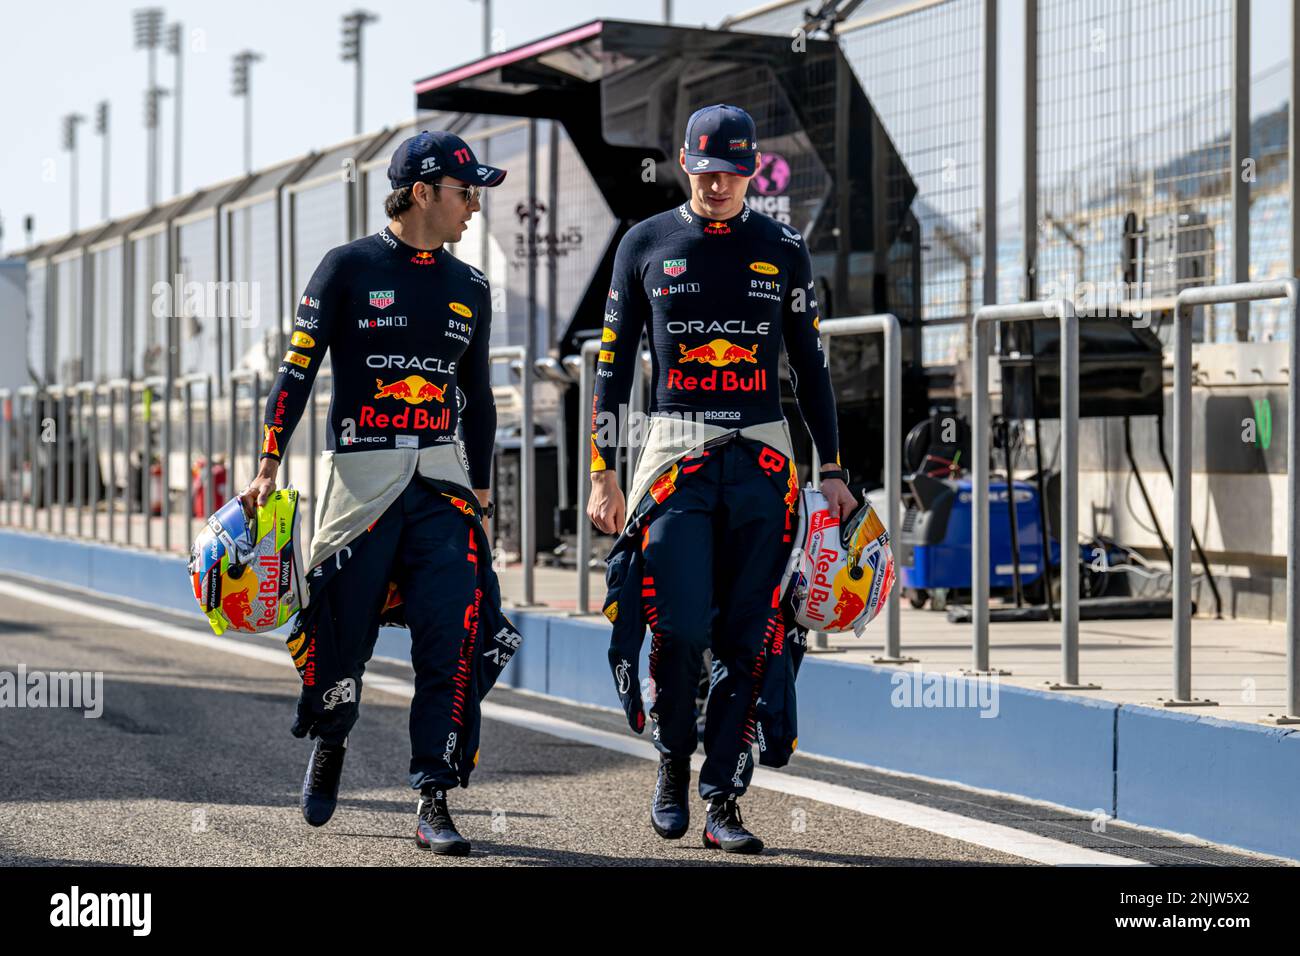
[592,203,840,800]
[261,226,516,790]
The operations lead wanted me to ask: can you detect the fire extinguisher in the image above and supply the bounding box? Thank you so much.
[191,457,230,517]
[150,458,163,516]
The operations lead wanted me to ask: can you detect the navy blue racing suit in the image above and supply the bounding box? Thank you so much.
[264,226,514,790]
[287,476,516,790]
[592,203,841,800]
[641,441,791,797]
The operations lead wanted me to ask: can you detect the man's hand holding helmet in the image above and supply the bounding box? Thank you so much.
[241,457,280,519]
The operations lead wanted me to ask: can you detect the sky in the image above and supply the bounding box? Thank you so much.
[0,0,742,250]
[1,0,1292,252]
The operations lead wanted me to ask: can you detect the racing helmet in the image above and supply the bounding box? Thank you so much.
[780,485,895,635]
[188,489,309,635]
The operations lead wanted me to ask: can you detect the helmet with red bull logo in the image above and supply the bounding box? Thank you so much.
[188,489,309,635]
[779,485,894,635]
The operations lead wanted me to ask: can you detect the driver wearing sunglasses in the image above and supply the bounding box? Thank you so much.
[244,130,514,855]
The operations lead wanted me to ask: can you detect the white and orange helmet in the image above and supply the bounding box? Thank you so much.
[780,486,895,635]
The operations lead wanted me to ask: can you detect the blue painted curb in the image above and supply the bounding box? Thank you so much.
[1116,706,1300,860]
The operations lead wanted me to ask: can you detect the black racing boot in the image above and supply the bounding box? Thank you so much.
[702,794,764,854]
[301,739,347,827]
[415,787,471,856]
[650,755,691,839]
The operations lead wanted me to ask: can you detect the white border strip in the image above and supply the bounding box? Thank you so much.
[0,578,1142,866]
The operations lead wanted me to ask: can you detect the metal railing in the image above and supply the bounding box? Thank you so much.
[0,388,11,529]
[489,345,535,606]
[814,314,905,660]
[227,369,264,509]
[534,356,576,518]
[573,339,603,615]
[0,360,534,576]
[569,314,905,643]
[970,298,1085,686]
[1173,280,1300,720]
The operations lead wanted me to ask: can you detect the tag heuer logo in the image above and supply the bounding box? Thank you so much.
[369,290,395,309]
[663,258,687,278]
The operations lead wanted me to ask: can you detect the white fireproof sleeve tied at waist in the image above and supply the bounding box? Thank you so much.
[306,442,474,572]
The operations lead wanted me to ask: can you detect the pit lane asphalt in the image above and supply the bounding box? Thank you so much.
[0,576,1282,867]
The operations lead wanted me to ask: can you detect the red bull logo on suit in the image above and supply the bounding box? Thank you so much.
[373,376,447,404]
[676,339,759,367]
[442,494,476,516]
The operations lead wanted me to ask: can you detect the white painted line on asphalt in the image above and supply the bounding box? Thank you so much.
[0,576,1142,866]
[0,578,291,667]
[475,701,1147,867]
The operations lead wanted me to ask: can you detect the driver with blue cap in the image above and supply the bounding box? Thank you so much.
[241,129,514,856]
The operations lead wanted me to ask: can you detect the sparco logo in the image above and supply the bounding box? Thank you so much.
[367,354,457,374]
[358,315,408,330]
[615,659,631,695]
[443,731,458,767]
[755,721,767,752]
[730,752,747,788]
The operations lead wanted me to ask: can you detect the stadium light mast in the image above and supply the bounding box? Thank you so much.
[231,50,263,174]
[167,22,184,195]
[94,101,110,221]
[62,113,86,232]
[340,10,379,136]
[133,7,165,206]
[144,86,170,199]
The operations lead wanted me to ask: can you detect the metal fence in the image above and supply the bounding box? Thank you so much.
[3,1,1300,714]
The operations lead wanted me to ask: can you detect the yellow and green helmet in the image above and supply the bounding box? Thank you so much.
[188,489,310,636]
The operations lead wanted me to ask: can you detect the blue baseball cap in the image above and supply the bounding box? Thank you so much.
[682,104,758,176]
[387,130,507,190]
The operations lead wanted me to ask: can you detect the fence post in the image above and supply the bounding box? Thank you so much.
[1171,279,1299,715]
[970,299,1085,683]
[489,346,535,606]
[573,339,602,615]
[0,389,10,529]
